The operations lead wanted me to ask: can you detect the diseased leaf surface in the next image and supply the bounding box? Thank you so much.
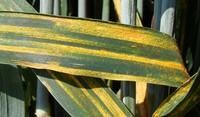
[35,69,133,116]
[0,12,189,87]
[153,68,200,117]
[0,1,133,116]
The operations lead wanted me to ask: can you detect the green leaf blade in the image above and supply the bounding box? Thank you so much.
[34,69,133,116]
[0,65,25,117]
[0,0,36,12]
[0,12,189,87]
[153,68,200,116]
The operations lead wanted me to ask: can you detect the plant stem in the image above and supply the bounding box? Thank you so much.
[78,0,86,17]
[159,0,176,36]
[102,0,110,21]
[60,0,68,16]
[121,82,136,115]
[121,0,136,25]
[53,0,60,15]
[40,0,53,14]
[35,80,50,117]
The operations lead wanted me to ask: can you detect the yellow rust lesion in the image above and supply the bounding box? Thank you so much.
[49,71,105,115]
[153,76,195,116]
[47,61,60,66]
[0,45,53,55]
[62,74,111,116]
[67,47,186,72]
[4,13,177,50]
[51,18,177,50]
[8,14,176,49]
[47,70,86,110]
[0,30,188,75]
[84,78,127,116]
[10,60,186,87]
[0,25,99,47]
[0,13,189,78]
[0,38,187,73]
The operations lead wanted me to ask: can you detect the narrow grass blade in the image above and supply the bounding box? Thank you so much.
[137,0,143,20]
[34,69,133,116]
[0,0,36,12]
[0,12,189,87]
[0,65,25,117]
[136,11,143,27]
[113,0,121,22]
[153,68,200,116]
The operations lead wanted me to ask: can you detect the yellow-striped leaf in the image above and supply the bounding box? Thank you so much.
[34,69,133,116]
[0,1,133,116]
[153,68,200,116]
[0,12,189,87]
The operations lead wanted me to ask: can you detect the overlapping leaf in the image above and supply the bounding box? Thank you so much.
[153,68,200,116]
[0,0,133,116]
[0,0,36,12]
[35,69,133,116]
[0,12,189,87]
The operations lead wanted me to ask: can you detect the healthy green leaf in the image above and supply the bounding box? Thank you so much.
[153,68,200,116]
[34,69,133,116]
[0,12,189,87]
[0,65,25,117]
